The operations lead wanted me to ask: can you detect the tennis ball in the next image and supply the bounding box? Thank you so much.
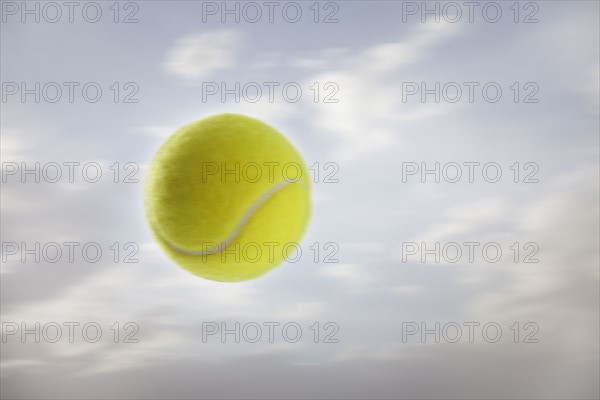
[144,113,311,282]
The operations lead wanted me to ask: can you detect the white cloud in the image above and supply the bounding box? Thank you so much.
[163,31,241,82]
[299,22,462,162]
[249,52,283,70]
[343,242,385,254]
[0,129,29,161]
[391,285,423,296]
[134,125,175,139]
[320,263,379,292]
[410,198,507,244]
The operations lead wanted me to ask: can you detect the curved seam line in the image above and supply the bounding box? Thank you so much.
[161,180,304,256]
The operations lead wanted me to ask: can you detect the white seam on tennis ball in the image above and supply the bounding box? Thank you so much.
[161,180,303,256]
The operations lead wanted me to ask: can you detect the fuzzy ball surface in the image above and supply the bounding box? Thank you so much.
[144,113,311,282]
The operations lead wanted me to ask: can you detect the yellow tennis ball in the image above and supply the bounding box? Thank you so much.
[144,113,311,282]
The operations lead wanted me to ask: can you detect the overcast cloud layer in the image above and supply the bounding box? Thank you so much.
[1,1,599,399]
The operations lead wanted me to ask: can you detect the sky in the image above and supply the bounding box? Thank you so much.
[1,1,599,399]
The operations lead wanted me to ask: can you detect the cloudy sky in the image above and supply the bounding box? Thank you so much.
[1,1,599,399]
